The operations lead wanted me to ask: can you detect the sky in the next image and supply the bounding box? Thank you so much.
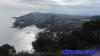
[0,0,100,15]
[0,0,100,52]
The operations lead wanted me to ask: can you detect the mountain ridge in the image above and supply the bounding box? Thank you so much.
[12,12,90,29]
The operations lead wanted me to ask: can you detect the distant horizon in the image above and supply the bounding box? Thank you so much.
[32,12,100,16]
[15,12,100,18]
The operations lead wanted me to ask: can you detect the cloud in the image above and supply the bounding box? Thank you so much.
[0,0,54,8]
[0,0,100,8]
[12,26,44,52]
[51,0,100,7]
[0,0,100,16]
[51,0,91,6]
[0,0,34,8]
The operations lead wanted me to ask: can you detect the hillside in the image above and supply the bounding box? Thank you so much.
[12,12,90,29]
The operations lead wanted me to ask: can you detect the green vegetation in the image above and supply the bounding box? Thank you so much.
[0,44,16,56]
[32,16,100,52]
[1,15,100,56]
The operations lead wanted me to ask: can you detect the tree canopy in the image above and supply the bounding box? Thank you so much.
[0,44,16,56]
[32,16,100,52]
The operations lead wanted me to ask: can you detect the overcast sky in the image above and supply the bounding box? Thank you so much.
[0,0,100,15]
